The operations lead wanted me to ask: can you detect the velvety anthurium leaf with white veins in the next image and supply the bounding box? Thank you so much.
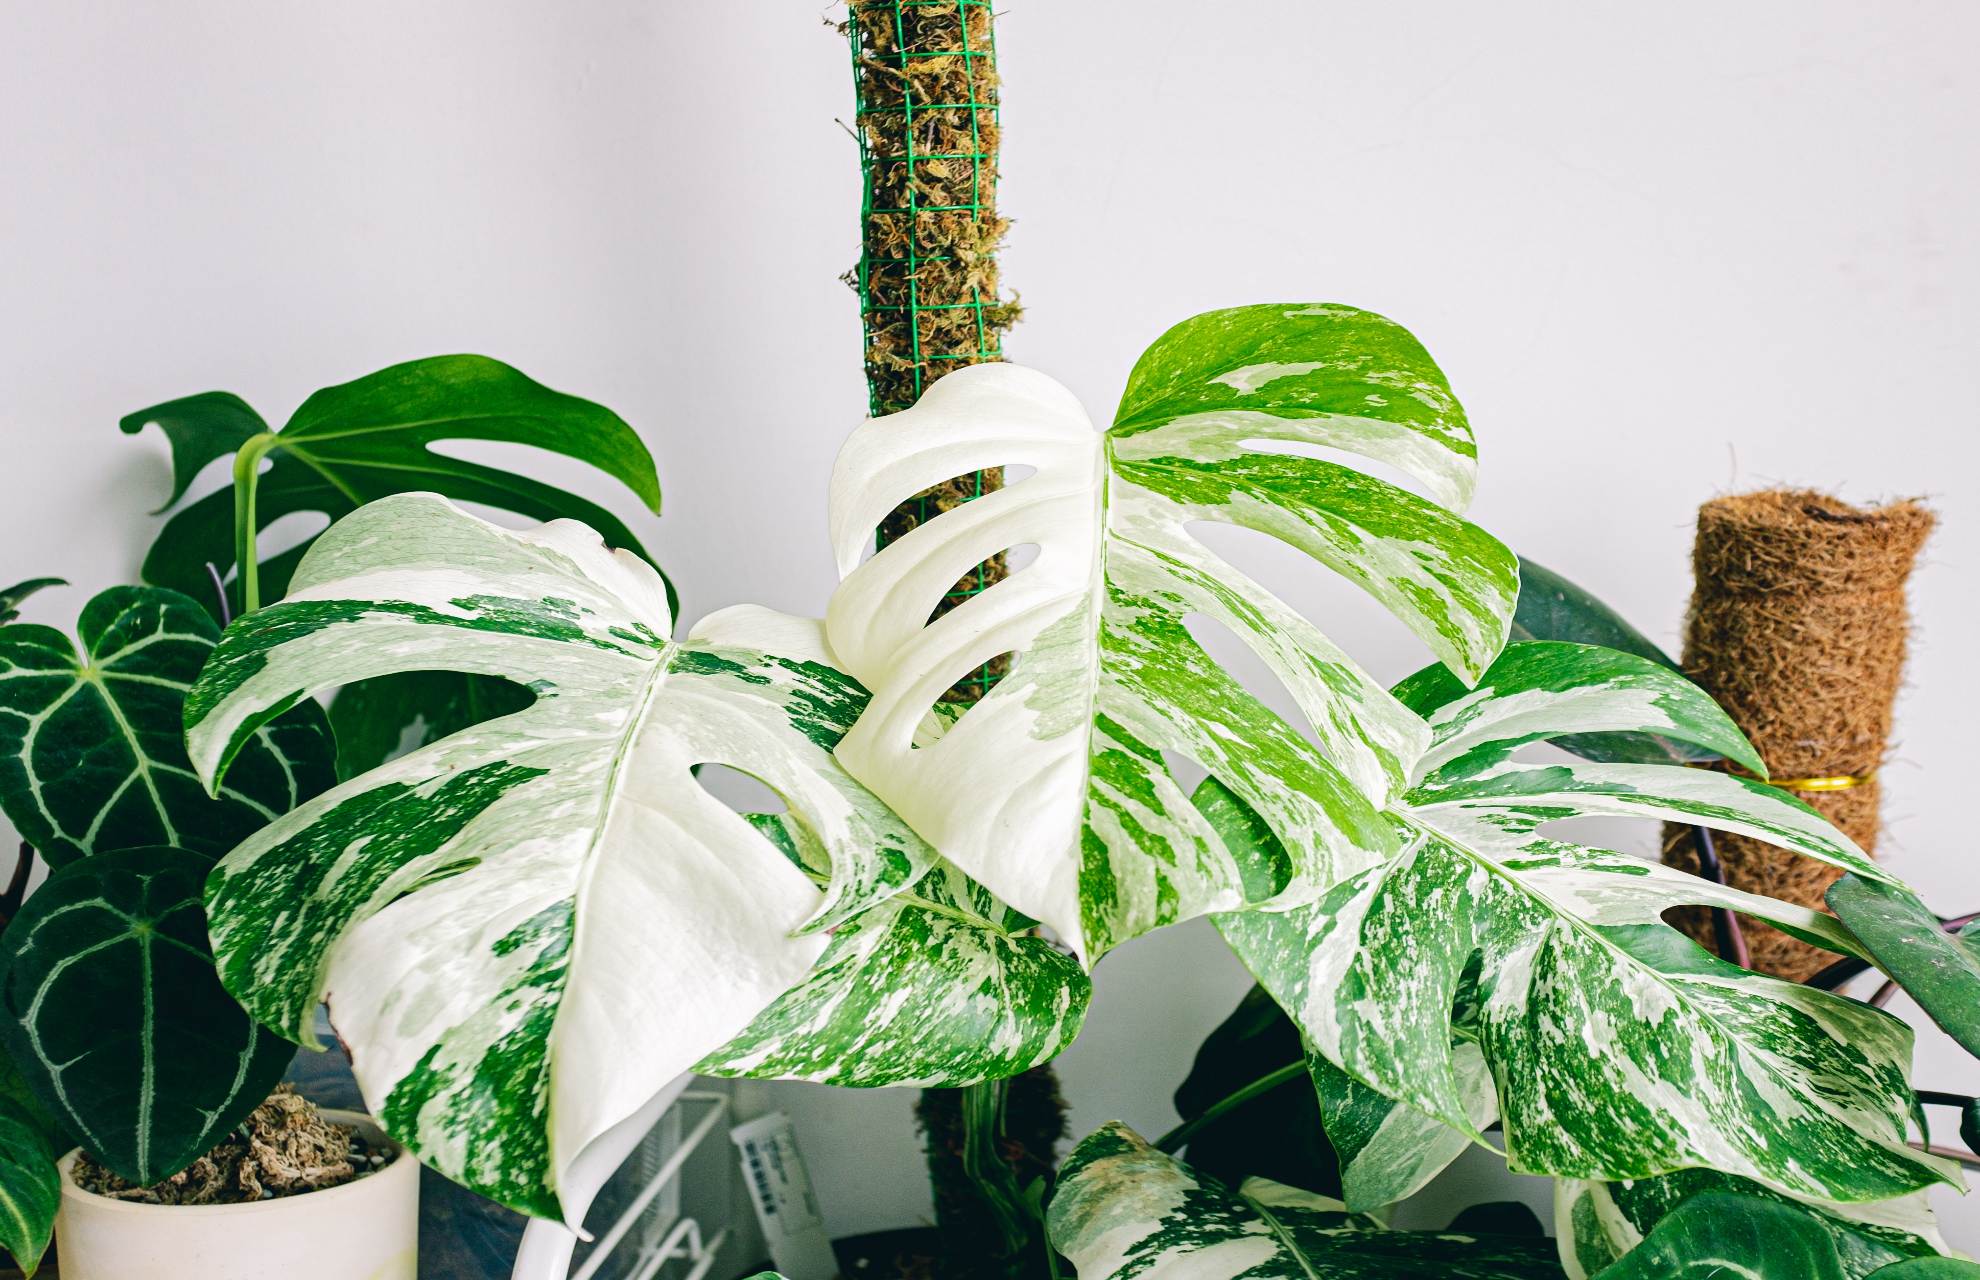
[185,493,935,1222]
[0,585,334,867]
[696,815,1089,1085]
[1213,641,1961,1203]
[828,304,1518,960]
[1046,1122,1564,1280]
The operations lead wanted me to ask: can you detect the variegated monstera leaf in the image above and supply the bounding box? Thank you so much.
[1213,641,1961,1204]
[828,304,1518,960]
[696,815,1089,1085]
[1046,1122,1564,1280]
[185,494,943,1222]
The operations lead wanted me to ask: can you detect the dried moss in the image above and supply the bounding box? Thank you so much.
[846,1,1017,700]
[73,1085,393,1206]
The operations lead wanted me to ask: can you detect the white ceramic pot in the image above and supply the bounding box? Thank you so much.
[53,1110,419,1280]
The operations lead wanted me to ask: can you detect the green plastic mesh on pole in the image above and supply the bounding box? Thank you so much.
[848,0,1020,702]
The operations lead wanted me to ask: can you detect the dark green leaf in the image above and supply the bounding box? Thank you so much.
[1172,984,1340,1195]
[0,582,63,629]
[1446,1202,1545,1239]
[0,1095,58,1276]
[1828,875,1980,1060]
[1511,558,1679,667]
[123,355,663,619]
[0,586,335,868]
[328,671,535,779]
[1590,1192,1854,1279]
[1868,1260,1980,1278]
[1961,1099,1979,1156]
[0,847,294,1184]
[1561,1168,1943,1278]
[1508,557,1719,765]
[116,391,267,513]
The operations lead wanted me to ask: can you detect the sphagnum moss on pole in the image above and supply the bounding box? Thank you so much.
[847,0,1022,703]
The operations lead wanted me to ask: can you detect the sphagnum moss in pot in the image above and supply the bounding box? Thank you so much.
[55,1088,417,1280]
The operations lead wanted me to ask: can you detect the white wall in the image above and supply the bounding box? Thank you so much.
[4,0,1975,1252]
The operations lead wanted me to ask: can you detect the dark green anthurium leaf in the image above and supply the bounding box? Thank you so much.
[1828,875,1980,1060]
[0,1095,58,1276]
[1175,985,1490,1212]
[1961,1099,1979,1157]
[326,670,535,779]
[1586,1192,1874,1279]
[0,585,335,868]
[121,355,664,618]
[0,847,294,1186]
[1511,558,1680,668]
[1045,1122,1564,1280]
[1509,558,1719,765]
[1172,984,1341,1196]
[1868,1261,1980,1278]
[0,582,63,629]
[1559,1168,1947,1279]
[1447,1202,1545,1239]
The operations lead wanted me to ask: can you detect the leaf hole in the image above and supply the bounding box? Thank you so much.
[912,650,1021,749]
[693,763,788,815]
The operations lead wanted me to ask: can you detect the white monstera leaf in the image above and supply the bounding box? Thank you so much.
[1046,1122,1564,1280]
[1213,642,1962,1203]
[828,304,1519,960]
[185,494,936,1221]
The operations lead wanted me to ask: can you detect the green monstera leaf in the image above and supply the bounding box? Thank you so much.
[826,304,1518,961]
[0,581,63,629]
[1557,1169,1947,1279]
[0,584,335,867]
[1827,875,1980,1060]
[1213,642,1960,1204]
[0,1093,58,1276]
[697,816,1089,1086]
[123,356,669,778]
[0,847,293,1186]
[1045,1122,1564,1280]
[186,494,937,1223]
[122,355,662,616]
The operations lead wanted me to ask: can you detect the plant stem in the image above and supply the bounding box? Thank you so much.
[1154,1060,1307,1154]
[0,842,32,929]
[1691,826,1750,969]
[960,1079,1038,1268]
[230,434,279,615]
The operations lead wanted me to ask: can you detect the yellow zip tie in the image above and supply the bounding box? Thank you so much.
[1726,768,1877,793]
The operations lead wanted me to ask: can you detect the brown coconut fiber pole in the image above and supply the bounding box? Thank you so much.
[1663,489,1934,981]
